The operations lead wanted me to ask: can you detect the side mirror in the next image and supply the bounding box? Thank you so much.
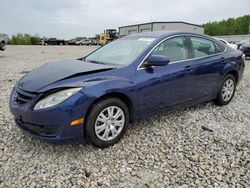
[144,55,170,67]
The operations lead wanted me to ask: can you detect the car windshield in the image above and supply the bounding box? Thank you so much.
[85,37,156,66]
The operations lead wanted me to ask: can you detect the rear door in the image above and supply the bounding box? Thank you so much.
[185,36,227,99]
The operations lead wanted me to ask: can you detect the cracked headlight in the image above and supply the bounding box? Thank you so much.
[34,88,81,110]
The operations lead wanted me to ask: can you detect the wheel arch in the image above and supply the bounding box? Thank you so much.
[225,70,239,84]
[85,92,135,125]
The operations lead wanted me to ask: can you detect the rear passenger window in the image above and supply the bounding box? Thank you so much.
[214,42,226,52]
[190,37,217,58]
[151,37,189,62]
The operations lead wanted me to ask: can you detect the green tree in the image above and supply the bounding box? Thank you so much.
[203,15,250,36]
[10,33,42,45]
[73,36,87,41]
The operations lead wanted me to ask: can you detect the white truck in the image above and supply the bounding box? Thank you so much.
[0,34,9,51]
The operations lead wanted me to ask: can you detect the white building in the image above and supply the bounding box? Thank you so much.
[119,21,204,37]
[215,34,250,43]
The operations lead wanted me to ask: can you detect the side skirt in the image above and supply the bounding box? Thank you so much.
[133,96,214,123]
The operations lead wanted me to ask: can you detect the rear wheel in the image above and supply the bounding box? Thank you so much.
[86,98,129,148]
[214,74,236,106]
[0,41,5,51]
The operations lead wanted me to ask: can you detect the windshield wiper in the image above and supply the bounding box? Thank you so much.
[87,60,107,65]
[86,60,120,67]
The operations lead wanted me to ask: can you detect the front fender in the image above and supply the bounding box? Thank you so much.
[81,76,136,101]
[80,76,137,121]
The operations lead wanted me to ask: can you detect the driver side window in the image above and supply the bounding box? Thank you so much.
[151,36,189,62]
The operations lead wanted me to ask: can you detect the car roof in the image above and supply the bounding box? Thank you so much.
[214,37,226,41]
[122,31,207,40]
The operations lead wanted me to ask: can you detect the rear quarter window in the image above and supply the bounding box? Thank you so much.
[190,37,220,58]
[214,42,226,53]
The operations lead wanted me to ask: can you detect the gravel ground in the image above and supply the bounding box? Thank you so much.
[0,46,249,188]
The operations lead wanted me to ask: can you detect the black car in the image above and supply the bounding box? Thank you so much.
[240,43,250,59]
[43,38,65,45]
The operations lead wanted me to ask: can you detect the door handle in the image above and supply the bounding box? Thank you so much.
[220,57,225,62]
[185,66,192,71]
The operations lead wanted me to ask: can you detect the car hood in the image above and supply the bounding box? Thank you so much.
[18,60,116,92]
[242,43,250,48]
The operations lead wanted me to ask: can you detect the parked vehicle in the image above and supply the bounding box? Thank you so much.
[236,40,250,49]
[240,42,250,59]
[89,37,98,45]
[9,31,245,148]
[43,38,65,45]
[98,29,117,46]
[214,37,238,50]
[67,39,78,45]
[76,39,92,46]
[0,33,9,51]
[37,40,44,45]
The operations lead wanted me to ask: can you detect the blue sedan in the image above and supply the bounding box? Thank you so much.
[9,31,245,148]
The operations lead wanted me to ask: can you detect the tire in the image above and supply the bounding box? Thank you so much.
[86,98,129,148]
[214,74,236,106]
[0,41,5,51]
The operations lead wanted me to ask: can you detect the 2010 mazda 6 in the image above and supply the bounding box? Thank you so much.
[9,31,245,148]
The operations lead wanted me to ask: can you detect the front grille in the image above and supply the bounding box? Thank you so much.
[15,119,58,137]
[14,88,37,105]
[244,47,250,53]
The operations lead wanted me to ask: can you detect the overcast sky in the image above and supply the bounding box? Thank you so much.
[0,0,249,39]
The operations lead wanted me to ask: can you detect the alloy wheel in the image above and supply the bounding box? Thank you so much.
[221,78,235,102]
[94,106,125,141]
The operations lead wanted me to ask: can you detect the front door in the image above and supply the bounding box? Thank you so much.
[136,36,194,114]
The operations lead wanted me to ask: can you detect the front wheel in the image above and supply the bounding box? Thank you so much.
[86,98,129,148]
[214,74,236,106]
